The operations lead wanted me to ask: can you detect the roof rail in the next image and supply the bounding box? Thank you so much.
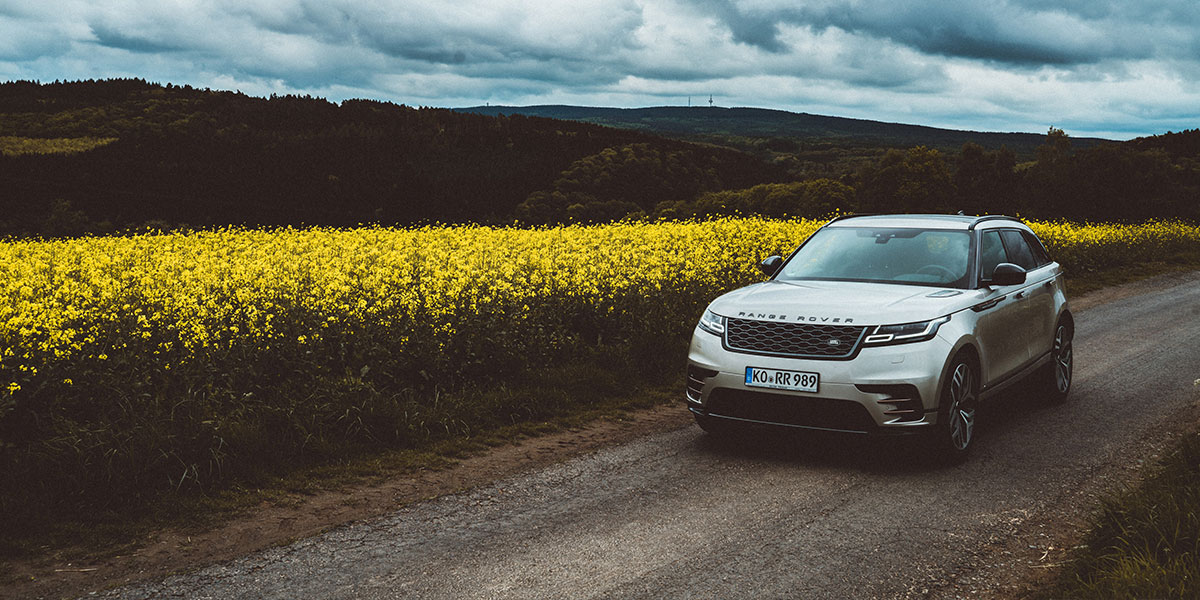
[968,215,1021,230]
[823,213,875,226]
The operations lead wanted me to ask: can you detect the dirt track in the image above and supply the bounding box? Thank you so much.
[13,272,1200,599]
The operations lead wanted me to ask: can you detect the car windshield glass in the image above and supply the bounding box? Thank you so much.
[778,227,971,288]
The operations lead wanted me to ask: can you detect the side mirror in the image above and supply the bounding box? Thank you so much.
[759,255,783,277]
[986,262,1027,287]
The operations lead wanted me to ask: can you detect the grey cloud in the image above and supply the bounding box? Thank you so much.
[90,22,193,54]
[629,64,724,83]
[0,20,73,60]
[814,2,1149,66]
[690,1,1184,67]
[454,55,629,87]
[1009,0,1200,25]
[244,1,647,67]
[688,0,793,52]
[224,1,351,40]
[395,46,470,66]
[333,4,647,87]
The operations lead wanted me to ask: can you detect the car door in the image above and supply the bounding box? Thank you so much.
[972,230,1030,384]
[1001,229,1056,359]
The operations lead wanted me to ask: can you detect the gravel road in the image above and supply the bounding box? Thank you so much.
[97,275,1200,600]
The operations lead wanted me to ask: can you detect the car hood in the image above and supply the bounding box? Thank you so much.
[708,279,982,326]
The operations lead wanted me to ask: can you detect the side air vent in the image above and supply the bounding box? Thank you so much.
[856,384,924,423]
[686,365,718,403]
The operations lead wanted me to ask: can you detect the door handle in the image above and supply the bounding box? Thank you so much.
[1015,291,1025,299]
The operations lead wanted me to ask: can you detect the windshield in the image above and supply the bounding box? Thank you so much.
[777,227,972,288]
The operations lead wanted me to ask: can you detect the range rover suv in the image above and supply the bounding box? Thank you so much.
[685,214,1073,460]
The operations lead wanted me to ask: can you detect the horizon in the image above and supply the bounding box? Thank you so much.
[450,102,1118,139]
[3,1,1198,141]
[3,77,1127,142]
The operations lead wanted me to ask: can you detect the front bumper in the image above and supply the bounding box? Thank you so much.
[686,326,950,434]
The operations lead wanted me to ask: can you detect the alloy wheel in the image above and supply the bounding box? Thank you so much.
[1053,324,1073,394]
[946,361,977,452]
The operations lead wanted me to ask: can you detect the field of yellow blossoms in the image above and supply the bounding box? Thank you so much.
[2,217,1199,528]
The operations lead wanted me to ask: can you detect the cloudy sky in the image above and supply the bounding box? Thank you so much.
[2,0,1197,140]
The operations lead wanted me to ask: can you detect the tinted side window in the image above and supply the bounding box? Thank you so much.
[979,231,1007,280]
[1021,231,1051,267]
[1000,230,1038,270]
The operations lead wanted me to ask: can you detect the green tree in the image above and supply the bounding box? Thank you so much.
[1018,127,1077,217]
[953,143,1017,215]
[1036,127,1072,164]
[858,146,953,213]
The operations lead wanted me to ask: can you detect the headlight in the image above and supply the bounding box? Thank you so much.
[862,315,950,346]
[697,309,726,336]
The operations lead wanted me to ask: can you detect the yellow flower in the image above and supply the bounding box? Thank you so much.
[0,216,1196,404]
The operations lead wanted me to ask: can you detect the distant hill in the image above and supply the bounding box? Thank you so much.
[455,105,1109,159]
[0,80,1193,236]
[0,80,778,235]
[1127,129,1200,158]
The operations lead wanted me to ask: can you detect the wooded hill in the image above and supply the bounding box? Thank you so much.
[1,79,1196,237]
[456,105,1107,154]
[0,79,778,236]
[456,104,1108,178]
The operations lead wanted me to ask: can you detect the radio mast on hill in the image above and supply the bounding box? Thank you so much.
[708,94,713,107]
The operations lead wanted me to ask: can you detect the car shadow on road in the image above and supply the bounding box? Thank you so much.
[975,378,1071,437]
[685,380,1067,474]
[689,425,943,474]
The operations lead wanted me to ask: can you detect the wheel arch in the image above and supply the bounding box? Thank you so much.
[936,339,981,411]
[1058,308,1075,335]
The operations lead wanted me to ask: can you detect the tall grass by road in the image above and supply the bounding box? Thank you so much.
[2,217,1199,552]
[1048,430,1200,598]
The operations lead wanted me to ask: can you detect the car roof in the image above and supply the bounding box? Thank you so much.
[824,214,1028,231]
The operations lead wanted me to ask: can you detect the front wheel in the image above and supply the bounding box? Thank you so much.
[931,355,978,463]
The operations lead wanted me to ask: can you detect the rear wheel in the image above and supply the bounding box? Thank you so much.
[1038,320,1073,402]
[932,354,978,463]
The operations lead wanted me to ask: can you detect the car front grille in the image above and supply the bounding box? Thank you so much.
[724,318,867,359]
[705,388,876,433]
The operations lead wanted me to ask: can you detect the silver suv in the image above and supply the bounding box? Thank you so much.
[686,214,1073,460]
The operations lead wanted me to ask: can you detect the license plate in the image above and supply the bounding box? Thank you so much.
[745,367,819,393]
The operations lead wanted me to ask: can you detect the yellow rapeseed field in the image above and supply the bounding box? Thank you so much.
[4,217,1200,405]
[1,217,1198,518]
[0,218,808,400]
[3,217,1197,401]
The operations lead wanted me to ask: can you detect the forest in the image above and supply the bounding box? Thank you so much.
[1,79,1197,237]
[458,104,1107,176]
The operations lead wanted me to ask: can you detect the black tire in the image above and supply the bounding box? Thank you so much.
[1037,320,1074,402]
[931,353,979,463]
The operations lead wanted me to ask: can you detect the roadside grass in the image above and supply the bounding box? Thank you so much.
[1042,430,1200,599]
[0,354,682,570]
[1061,248,1200,297]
